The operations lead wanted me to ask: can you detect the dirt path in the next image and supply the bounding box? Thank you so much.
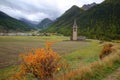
[103,67,120,80]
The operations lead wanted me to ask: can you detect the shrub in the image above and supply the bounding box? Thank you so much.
[99,43,113,59]
[15,42,62,80]
[59,44,120,80]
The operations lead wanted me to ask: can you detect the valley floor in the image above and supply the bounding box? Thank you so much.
[0,36,120,80]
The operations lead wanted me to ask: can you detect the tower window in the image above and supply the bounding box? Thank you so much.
[74,28,76,31]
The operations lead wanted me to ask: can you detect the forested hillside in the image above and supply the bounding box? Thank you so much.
[0,11,34,32]
[46,0,120,40]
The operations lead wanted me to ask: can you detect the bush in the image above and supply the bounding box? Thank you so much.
[15,42,62,80]
[59,44,120,80]
[99,43,113,59]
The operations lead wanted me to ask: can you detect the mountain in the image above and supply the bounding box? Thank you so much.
[20,18,38,28]
[82,2,97,10]
[45,5,84,35]
[0,11,34,33]
[45,0,120,40]
[37,18,53,29]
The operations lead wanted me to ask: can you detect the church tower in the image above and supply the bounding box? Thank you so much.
[72,19,78,40]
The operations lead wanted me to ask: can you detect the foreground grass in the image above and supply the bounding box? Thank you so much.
[63,40,102,69]
[58,42,120,80]
[0,36,92,69]
[0,36,120,80]
[0,36,100,80]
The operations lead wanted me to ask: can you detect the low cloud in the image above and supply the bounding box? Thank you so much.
[0,0,104,22]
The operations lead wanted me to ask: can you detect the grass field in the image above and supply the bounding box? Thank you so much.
[0,36,69,68]
[0,36,119,80]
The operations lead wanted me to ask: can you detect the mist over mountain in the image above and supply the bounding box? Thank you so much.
[0,0,104,23]
[0,11,34,32]
[20,18,38,28]
[37,18,53,29]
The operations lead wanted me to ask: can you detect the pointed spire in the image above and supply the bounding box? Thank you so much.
[73,19,77,27]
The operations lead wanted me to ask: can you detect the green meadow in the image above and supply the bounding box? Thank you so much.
[0,36,120,80]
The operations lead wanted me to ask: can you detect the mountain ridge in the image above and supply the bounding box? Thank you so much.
[20,18,38,28]
[45,0,120,40]
[82,2,97,10]
[37,18,53,29]
[0,11,34,32]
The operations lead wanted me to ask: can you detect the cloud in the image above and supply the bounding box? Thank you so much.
[0,0,104,22]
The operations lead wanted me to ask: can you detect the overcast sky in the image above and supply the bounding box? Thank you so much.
[0,0,104,22]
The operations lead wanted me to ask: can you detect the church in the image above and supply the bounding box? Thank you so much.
[72,19,86,41]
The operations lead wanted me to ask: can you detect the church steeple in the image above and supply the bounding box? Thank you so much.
[73,19,77,27]
[72,19,78,40]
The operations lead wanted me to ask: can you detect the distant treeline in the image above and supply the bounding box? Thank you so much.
[0,33,58,36]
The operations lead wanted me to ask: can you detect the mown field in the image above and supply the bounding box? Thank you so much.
[0,36,120,80]
[0,36,69,68]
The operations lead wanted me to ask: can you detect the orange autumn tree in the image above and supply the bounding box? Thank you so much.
[16,41,62,80]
